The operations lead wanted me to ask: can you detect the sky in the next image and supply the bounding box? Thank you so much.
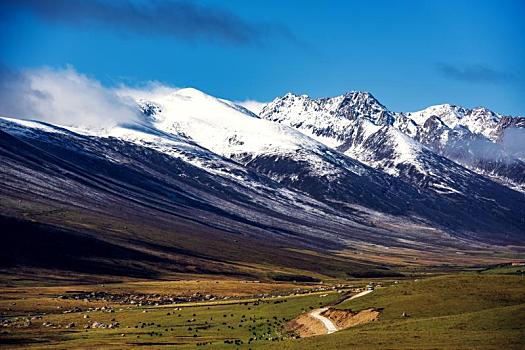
[1,0,524,115]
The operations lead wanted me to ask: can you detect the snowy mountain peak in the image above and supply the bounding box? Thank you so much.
[175,87,209,98]
[341,91,380,104]
[261,90,525,194]
[262,90,393,128]
[282,92,309,99]
[126,87,327,162]
[406,103,502,139]
[407,104,468,127]
[260,90,396,149]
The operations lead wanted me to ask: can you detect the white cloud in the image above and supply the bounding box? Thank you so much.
[118,83,269,117]
[235,99,268,115]
[0,66,269,130]
[115,81,180,101]
[0,66,139,129]
[501,127,525,160]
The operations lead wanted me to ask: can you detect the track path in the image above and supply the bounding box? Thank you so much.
[309,307,337,333]
[308,289,374,334]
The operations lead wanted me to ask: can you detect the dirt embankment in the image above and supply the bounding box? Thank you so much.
[321,308,380,329]
[284,313,327,337]
[285,307,380,338]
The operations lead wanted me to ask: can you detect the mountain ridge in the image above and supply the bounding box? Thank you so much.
[261,91,525,192]
[1,87,524,280]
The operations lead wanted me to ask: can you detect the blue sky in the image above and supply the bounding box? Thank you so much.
[1,0,524,114]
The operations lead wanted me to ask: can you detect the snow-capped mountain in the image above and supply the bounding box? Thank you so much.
[404,105,525,191]
[122,88,525,240]
[119,89,426,216]
[131,88,325,160]
[261,92,525,192]
[259,92,396,148]
[0,114,471,258]
[405,104,501,140]
[1,87,524,262]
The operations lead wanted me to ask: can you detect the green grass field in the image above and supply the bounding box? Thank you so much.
[1,274,524,349]
[288,274,525,350]
[480,264,525,275]
[0,288,342,349]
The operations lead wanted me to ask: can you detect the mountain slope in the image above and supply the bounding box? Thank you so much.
[1,88,524,280]
[4,114,502,278]
[118,89,525,242]
[0,118,390,280]
[260,92,525,241]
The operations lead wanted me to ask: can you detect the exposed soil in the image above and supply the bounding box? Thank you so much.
[321,308,380,328]
[286,307,380,337]
[284,314,327,337]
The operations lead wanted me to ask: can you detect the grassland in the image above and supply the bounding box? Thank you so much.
[479,264,525,275]
[0,279,345,349]
[296,274,525,350]
[1,272,524,349]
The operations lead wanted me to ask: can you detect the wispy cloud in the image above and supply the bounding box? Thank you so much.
[0,65,270,129]
[1,0,291,46]
[501,127,525,160]
[437,63,516,84]
[234,100,269,115]
[0,65,139,128]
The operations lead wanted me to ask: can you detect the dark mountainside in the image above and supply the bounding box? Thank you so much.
[1,89,524,282]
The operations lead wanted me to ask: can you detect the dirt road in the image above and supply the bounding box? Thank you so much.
[307,289,374,334]
[309,307,337,333]
[347,289,373,300]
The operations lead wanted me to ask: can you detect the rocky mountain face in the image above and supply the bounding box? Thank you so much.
[261,93,525,192]
[403,104,525,190]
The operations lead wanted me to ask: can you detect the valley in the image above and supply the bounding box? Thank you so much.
[1,2,523,348]
[1,270,523,349]
[1,87,524,348]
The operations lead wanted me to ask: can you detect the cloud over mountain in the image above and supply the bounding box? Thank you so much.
[235,100,268,115]
[0,65,139,128]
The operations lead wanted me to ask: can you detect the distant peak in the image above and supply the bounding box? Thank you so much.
[413,103,467,116]
[176,87,208,98]
[340,91,381,103]
[423,103,458,111]
[471,106,495,114]
[276,91,380,103]
[282,92,309,99]
[342,91,374,98]
[421,104,497,117]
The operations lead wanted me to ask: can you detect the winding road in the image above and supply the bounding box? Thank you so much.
[309,307,338,333]
[308,289,374,334]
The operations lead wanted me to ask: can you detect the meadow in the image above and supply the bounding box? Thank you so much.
[1,269,523,349]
